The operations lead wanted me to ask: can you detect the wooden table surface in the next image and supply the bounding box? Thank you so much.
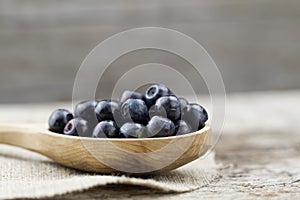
[0,91,299,199]
[1,0,300,103]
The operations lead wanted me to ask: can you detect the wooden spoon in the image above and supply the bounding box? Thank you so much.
[0,123,211,174]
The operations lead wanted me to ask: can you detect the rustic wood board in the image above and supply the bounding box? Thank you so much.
[1,0,300,103]
[0,91,299,199]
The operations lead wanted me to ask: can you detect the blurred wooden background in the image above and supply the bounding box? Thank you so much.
[0,0,299,103]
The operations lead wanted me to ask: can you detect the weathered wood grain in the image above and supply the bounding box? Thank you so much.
[1,0,300,103]
[0,91,296,199]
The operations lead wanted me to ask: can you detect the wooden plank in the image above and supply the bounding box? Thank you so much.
[1,0,300,103]
[0,91,299,199]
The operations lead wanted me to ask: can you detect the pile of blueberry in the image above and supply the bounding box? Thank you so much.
[48,84,208,138]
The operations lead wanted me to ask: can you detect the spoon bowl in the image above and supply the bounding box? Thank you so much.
[0,123,211,174]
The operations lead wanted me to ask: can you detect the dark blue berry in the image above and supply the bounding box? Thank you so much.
[182,103,208,131]
[147,116,175,137]
[174,120,192,136]
[149,96,181,122]
[92,120,119,138]
[95,100,119,122]
[145,84,173,107]
[48,109,73,133]
[120,90,146,105]
[121,99,149,125]
[113,109,127,128]
[74,100,98,124]
[179,97,189,111]
[63,118,90,137]
[119,123,147,138]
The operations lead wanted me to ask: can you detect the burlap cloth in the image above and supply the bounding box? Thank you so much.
[0,144,219,199]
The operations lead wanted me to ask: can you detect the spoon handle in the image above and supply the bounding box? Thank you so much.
[0,124,42,152]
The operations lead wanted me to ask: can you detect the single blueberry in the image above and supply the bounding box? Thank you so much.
[174,120,192,136]
[178,97,189,111]
[182,103,208,131]
[147,116,175,137]
[121,99,150,125]
[113,109,127,129]
[74,100,98,126]
[92,120,119,138]
[120,90,146,105]
[119,123,147,138]
[145,84,173,107]
[63,118,90,137]
[149,96,181,122]
[48,109,73,133]
[95,100,120,122]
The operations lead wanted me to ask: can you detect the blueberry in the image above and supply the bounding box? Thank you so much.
[174,120,192,136]
[145,84,173,107]
[119,123,147,138]
[63,118,90,137]
[147,116,175,137]
[120,90,146,104]
[182,103,208,131]
[113,109,127,128]
[121,99,150,125]
[92,120,119,138]
[48,109,73,133]
[149,96,181,122]
[74,100,98,125]
[179,97,189,111]
[95,100,120,122]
